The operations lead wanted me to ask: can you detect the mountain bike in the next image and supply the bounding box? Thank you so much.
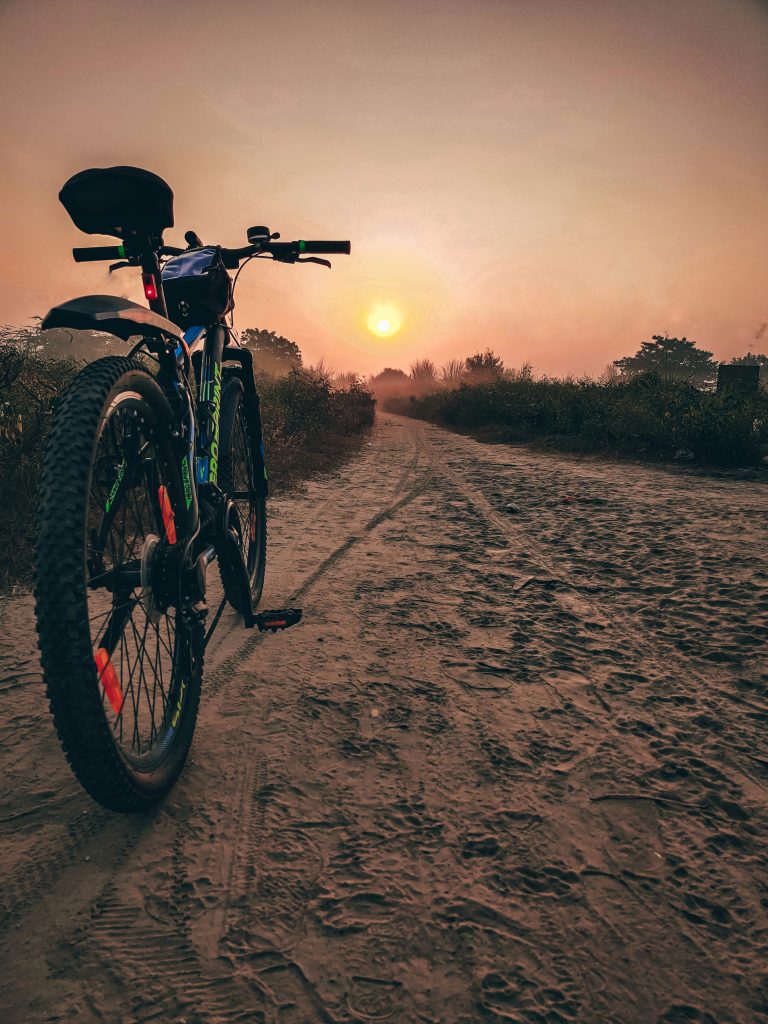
[34,165,350,812]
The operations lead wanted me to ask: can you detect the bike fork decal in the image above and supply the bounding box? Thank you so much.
[181,458,193,509]
[196,362,222,485]
[209,362,221,483]
[105,460,126,513]
[170,675,188,729]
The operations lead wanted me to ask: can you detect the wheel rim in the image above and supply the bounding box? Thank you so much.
[84,391,188,768]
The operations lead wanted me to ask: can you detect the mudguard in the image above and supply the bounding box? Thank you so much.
[41,294,184,343]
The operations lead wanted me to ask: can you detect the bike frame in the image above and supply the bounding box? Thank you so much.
[138,251,268,562]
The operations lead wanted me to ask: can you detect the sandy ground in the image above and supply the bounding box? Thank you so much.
[0,412,767,1024]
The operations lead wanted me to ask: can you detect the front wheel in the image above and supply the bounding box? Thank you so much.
[218,376,267,614]
[35,356,203,812]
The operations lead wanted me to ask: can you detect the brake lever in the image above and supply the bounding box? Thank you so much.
[297,257,332,269]
[108,261,132,273]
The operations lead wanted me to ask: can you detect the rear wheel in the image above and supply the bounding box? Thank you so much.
[218,377,267,613]
[35,356,203,812]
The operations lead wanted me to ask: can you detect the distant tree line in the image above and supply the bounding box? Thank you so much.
[368,334,768,395]
[3,320,767,393]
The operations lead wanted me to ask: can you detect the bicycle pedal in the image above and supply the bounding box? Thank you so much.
[254,608,303,633]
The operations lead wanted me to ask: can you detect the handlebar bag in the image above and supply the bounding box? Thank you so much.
[161,247,233,327]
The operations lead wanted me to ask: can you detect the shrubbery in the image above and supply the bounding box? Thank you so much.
[0,346,78,586]
[0,349,375,587]
[386,375,768,466]
[256,367,375,490]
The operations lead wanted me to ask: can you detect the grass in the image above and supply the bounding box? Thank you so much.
[0,348,375,588]
[257,369,375,490]
[385,375,768,468]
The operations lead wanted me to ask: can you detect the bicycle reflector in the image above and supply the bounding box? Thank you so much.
[95,648,124,714]
[142,273,158,301]
[157,485,177,544]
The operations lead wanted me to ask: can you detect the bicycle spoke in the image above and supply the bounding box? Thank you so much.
[85,400,181,760]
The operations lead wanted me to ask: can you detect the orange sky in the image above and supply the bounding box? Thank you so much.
[0,0,766,376]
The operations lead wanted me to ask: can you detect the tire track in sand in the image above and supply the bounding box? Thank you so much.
[412,421,761,700]
[9,424,431,1022]
[203,443,432,700]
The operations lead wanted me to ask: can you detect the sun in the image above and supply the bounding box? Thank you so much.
[367,303,402,338]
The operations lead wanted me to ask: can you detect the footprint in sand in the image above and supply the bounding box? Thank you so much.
[310,889,397,934]
[478,968,582,1022]
[657,1004,720,1024]
[346,975,406,1021]
[489,863,580,900]
[461,834,501,859]
[597,796,666,876]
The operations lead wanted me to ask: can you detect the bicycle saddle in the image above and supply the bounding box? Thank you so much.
[59,166,174,238]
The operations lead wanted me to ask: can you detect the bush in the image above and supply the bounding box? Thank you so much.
[386,376,768,467]
[0,345,77,587]
[0,354,375,587]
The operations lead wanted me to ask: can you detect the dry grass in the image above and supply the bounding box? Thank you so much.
[0,349,375,588]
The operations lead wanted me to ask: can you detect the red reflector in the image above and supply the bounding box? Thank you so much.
[95,648,124,714]
[142,273,158,301]
[158,485,177,544]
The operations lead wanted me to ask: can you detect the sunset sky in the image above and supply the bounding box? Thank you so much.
[0,0,766,376]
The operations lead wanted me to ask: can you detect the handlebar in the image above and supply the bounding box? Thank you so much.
[219,239,351,267]
[301,241,351,255]
[72,238,351,268]
[73,244,125,262]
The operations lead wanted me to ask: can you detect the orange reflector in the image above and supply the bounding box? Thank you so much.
[158,485,177,544]
[95,648,124,714]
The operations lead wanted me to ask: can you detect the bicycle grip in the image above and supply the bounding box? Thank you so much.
[72,245,125,262]
[301,240,351,255]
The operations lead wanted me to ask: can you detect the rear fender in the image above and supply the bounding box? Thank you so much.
[41,294,184,344]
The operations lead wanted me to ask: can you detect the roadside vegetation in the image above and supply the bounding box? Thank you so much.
[377,336,768,469]
[0,325,375,588]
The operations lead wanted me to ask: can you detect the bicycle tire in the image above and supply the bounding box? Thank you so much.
[218,375,267,613]
[35,356,203,812]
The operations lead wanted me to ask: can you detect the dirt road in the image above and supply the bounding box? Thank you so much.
[1,413,767,1024]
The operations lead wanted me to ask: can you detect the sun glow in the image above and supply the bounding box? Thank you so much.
[367,303,402,338]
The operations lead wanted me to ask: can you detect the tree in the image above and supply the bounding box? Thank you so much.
[730,353,768,366]
[731,352,768,384]
[465,349,504,382]
[368,367,409,398]
[441,359,465,385]
[613,335,717,385]
[369,367,409,389]
[334,371,360,389]
[409,359,438,386]
[240,328,302,374]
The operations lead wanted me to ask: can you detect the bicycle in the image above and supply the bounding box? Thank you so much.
[34,165,350,812]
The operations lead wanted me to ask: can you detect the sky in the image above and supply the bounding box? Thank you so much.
[0,0,766,376]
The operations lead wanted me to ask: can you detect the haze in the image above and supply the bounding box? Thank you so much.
[0,0,766,375]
